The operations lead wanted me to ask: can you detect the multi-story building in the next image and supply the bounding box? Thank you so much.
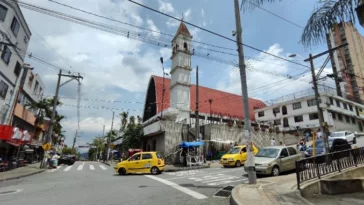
[255,89,364,133]
[326,21,364,104]
[0,0,32,118]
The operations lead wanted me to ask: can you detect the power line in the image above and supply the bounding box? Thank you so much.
[17,1,307,81]
[59,104,142,112]
[242,1,304,29]
[127,0,310,69]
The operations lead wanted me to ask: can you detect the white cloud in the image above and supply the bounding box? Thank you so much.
[201,8,205,17]
[166,8,193,27]
[146,19,160,38]
[158,0,174,13]
[216,44,335,102]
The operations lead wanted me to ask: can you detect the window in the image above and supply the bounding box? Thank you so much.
[274,119,281,125]
[241,147,247,153]
[336,100,340,107]
[280,148,289,158]
[345,115,350,123]
[0,4,7,21]
[349,105,353,111]
[331,112,336,120]
[307,99,317,107]
[338,114,343,121]
[282,106,287,115]
[129,154,141,161]
[258,111,264,117]
[14,62,21,77]
[352,117,356,124]
[0,80,8,99]
[329,98,334,105]
[141,154,153,160]
[28,74,34,87]
[287,147,297,156]
[273,108,280,114]
[294,115,303,122]
[309,113,319,120]
[10,17,20,36]
[34,81,39,93]
[292,102,301,110]
[283,118,289,127]
[1,45,12,64]
[343,103,348,110]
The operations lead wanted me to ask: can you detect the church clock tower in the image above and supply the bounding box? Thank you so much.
[170,22,193,123]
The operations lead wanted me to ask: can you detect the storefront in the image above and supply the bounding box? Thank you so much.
[0,125,34,170]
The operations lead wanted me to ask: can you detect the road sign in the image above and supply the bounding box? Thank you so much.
[110,143,115,149]
[42,143,52,151]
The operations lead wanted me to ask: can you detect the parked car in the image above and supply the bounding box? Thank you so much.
[114,152,164,175]
[247,146,303,176]
[304,138,351,158]
[59,155,77,165]
[330,131,356,144]
[220,145,259,167]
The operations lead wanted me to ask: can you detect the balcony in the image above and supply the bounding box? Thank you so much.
[143,121,162,136]
[13,103,36,125]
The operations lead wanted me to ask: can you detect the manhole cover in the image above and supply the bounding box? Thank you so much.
[0,190,18,195]
[222,185,234,191]
[214,190,232,197]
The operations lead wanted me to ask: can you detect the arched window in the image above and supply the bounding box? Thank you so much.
[282,106,287,115]
[184,42,188,50]
[283,118,289,128]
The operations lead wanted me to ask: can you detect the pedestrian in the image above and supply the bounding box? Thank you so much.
[234,142,238,147]
[271,138,276,146]
[316,130,321,139]
[305,131,310,142]
[207,150,213,162]
[230,142,234,151]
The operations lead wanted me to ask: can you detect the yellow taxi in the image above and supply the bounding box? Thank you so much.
[114,151,165,175]
[220,145,259,167]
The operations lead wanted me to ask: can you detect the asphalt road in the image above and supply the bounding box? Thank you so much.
[0,161,248,205]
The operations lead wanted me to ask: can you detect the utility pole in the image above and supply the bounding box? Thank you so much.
[107,111,115,161]
[195,66,199,141]
[3,64,33,125]
[304,43,348,154]
[102,125,105,137]
[72,129,78,149]
[160,57,165,120]
[234,0,256,184]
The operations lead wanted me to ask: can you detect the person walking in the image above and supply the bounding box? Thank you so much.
[271,138,276,146]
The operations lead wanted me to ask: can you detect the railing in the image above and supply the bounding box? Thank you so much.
[295,147,364,189]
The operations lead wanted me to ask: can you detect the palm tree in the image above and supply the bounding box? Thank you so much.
[241,0,362,47]
[120,112,128,131]
[137,116,142,124]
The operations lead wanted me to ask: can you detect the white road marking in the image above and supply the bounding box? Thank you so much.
[47,165,62,172]
[167,169,242,180]
[77,162,84,171]
[89,165,95,170]
[99,165,107,170]
[64,166,73,172]
[145,175,208,199]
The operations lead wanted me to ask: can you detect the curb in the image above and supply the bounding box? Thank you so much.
[0,169,46,182]
[295,189,315,205]
[164,165,210,172]
[229,185,240,205]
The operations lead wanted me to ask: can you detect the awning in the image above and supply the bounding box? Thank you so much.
[6,141,21,147]
[178,141,205,148]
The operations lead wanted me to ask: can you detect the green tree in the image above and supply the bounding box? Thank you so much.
[241,0,362,47]
[87,137,105,160]
[62,147,78,155]
[122,115,143,149]
[120,112,129,131]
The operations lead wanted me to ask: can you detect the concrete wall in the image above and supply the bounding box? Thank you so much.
[161,121,183,155]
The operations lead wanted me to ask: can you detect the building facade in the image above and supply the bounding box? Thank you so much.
[327,22,364,104]
[0,0,32,120]
[255,92,364,133]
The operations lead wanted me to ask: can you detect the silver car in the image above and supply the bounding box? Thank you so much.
[245,146,303,176]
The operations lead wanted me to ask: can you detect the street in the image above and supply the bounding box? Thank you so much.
[0,161,248,205]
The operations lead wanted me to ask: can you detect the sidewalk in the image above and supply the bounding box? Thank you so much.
[0,163,45,181]
[230,173,312,205]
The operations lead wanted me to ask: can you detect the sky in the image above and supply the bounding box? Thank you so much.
[17,0,364,149]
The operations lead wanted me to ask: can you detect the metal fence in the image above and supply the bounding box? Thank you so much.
[295,147,364,189]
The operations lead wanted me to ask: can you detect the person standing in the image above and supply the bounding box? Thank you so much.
[271,138,276,146]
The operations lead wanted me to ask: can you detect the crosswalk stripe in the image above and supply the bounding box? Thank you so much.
[77,165,83,170]
[99,165,107,170]
[90,165,95,170]
[64,166,73,172]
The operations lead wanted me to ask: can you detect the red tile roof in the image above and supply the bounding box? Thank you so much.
[175,22,192,37]
[152,75,266,120]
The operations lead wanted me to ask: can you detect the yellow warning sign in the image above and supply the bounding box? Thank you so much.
[42,143,52,151]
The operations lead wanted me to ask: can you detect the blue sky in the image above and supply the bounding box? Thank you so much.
[19,0,364,149]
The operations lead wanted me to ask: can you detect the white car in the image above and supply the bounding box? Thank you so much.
[329,131,356,144]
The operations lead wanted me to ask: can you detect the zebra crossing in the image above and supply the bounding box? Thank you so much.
[46,163,109,172]
[164,168,248,187]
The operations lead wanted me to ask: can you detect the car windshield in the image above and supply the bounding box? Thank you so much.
[255,148,280,158]
[331,132,345,137]
[313,140,334,148]
[227,147,241,154]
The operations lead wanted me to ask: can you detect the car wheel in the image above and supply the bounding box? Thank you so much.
[118,168,126,175]
[235,160,241,167]
[353,137,357,144]
[151,166,160,175]
[272,166,280,176]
